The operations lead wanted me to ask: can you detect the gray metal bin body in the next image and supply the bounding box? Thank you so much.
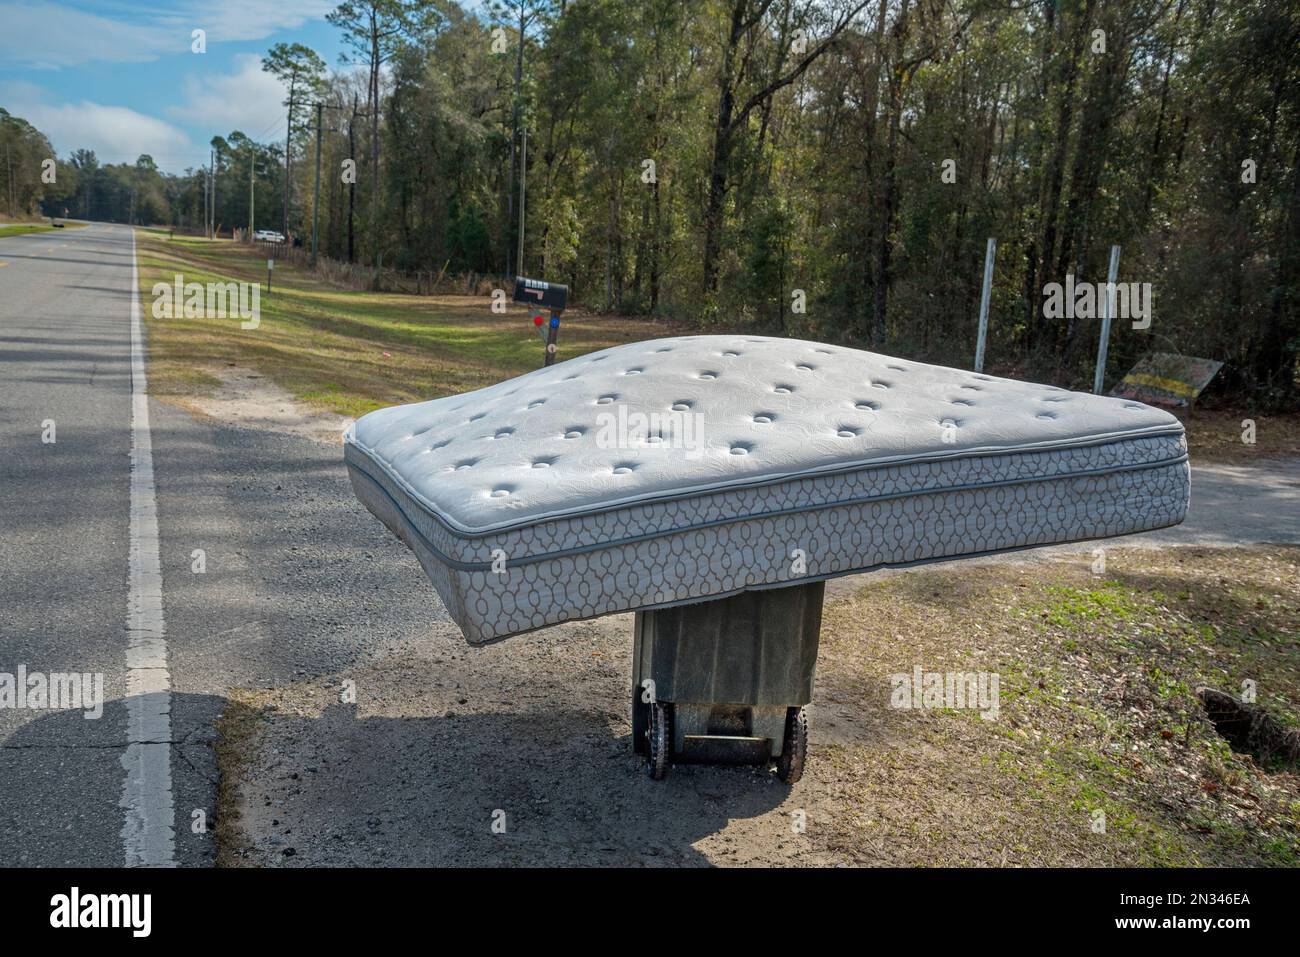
[631,581,824,763]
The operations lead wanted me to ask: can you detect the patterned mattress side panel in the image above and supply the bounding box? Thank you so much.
[349,444,1190,644]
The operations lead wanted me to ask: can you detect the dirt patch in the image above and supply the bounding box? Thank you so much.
[215,545,1300,867]
[1181,408,1300,463]
[164,365,354,446]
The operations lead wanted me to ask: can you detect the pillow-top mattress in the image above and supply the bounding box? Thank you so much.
[344,335,1189,644]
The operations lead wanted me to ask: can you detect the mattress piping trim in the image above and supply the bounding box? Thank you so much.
[347,449,1190,572]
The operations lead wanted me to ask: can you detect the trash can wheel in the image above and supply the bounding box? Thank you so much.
[645,701,671,780]
[775,706,808,784]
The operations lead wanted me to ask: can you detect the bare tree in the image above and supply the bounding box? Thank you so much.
[262,42,327,237]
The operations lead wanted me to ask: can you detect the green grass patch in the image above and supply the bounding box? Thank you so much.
[136,230,680,418]
[0,224,56,236]
[0,221,88,237]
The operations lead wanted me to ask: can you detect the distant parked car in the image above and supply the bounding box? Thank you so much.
[254,229,285,244]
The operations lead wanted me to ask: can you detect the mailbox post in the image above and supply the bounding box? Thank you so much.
[512,276,569,367]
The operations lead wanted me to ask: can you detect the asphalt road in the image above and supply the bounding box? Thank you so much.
[1,224,143,865]
[0,223,1296,867]
[0,224,445,867]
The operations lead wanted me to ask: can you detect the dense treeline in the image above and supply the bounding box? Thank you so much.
[2,104,202,226]
[1,108,59,218]
[7,0,1299,406]
[25,141,285,238]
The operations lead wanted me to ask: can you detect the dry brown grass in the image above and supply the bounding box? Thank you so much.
[809,545,1300,866]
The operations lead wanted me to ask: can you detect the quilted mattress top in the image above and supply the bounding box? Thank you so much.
[345,335,1182,535]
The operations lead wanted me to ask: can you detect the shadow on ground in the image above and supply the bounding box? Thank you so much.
[0,692,225,867]
[219,696,798,867]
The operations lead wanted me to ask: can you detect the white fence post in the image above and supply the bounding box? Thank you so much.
[1093,244,1121,394]
[974,237,996,372]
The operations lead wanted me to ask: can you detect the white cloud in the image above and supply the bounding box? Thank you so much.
[1,81,201,169]
[0,2,171,68]
[168,54,288,142]
[0,0,334,68]
[0,0,337,172]
[159,0,336,44]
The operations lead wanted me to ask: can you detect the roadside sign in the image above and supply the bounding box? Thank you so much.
[1111,352,1223,408]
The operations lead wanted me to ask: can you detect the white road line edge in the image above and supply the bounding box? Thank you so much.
[120,225,176,867]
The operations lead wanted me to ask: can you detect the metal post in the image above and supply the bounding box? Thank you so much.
[974,237,996,373]
[517,127,527,278]
[1093,245,1122,394]
[311,102,323,267]
[544,310,559,366]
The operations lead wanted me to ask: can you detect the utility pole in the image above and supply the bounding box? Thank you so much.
[283,89,294,238]
[213,145,220,238]
[248,150,255,242]
[517,126,527,277]
[203,163,209,239]
[311,102,323,266]
[506,5,527,276]
[347,94,357,263]
[208,148,215,238]
[369,104,380,288]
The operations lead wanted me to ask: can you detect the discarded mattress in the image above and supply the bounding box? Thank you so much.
[344,335,1189,643]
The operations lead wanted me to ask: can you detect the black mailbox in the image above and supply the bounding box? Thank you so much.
[512,276,568,312]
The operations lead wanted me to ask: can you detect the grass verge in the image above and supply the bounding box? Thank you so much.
[135,231,685,419]
[135,230,1298,458]
[0,222,86,236]
[815,545,1300,865]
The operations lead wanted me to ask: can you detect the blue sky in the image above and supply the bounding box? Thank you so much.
[0,1,353,174]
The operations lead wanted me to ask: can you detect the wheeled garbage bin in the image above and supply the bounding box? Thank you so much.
[631,581,824,783]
